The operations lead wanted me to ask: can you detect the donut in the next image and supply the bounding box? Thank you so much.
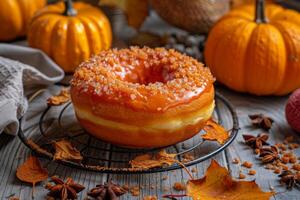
[71,47,215,148]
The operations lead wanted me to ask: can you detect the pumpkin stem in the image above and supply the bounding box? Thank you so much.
[255,0,268,23]
[64,0,77,16]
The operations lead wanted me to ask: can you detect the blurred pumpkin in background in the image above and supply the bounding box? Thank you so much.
[0,0,46,41]
[205,0,300,95]
[28,0,112,72]
[230,0,274,8]
[150,0,230,34]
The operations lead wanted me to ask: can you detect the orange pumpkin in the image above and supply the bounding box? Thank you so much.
[205,0,300,95]
[28,0,112,72]
[0,0,46,41]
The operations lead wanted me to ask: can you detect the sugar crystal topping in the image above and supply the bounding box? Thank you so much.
[71,47,214,111]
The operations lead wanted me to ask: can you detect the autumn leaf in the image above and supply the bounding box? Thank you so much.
[53,140,83,162]
[16,156,48,187]
[130,150,176,169]
[99,0,149,28]
[201,119,229,144]
[186,160,274,200]
[47,88,70,106]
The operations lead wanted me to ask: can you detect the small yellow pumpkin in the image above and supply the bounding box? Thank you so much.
[0,0,46,41]
[205,0,300,95]
[28,0,112,72]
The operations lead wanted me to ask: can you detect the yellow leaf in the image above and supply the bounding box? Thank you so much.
[202,119,229,144]
[187,160,274,200]
[99,0,148,28]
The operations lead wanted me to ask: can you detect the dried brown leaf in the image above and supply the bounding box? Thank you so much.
[130,150,176,169]
[53,140,83,162]
[202,119,229,144]
[47,88,70,106]
[16,156,48,187]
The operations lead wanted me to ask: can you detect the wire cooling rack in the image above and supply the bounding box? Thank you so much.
[18,89,239,174]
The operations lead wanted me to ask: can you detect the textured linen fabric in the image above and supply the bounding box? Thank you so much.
[0,44,64,135]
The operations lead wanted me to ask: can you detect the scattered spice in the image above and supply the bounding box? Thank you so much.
[289,157,297,164]
[248,170,256,175]
[47,88,70,106]
[191,167,198,173]
[255,148,260,155]
[265,164,275,170]
[202,119,230,144]
[281,156,290,164]
[292,164,300,171]
[173,182,186,191]
[53,140,83,162]
[16,156,48,197]
[243,133,269,149]
[279,170,300,189]
[129,150,176,169]
[248,114,274,130]
[232,158,240,164]
[259,146,280,163]
[162,175,168,181]
[288,143,299,150]
[142,195,158,200]
[122,184,129,191]
[130,186,140,196]
[274,168,281,174]
[162,186,169,193]
[87,179,126,199]
[45,176,85,200]
[182,153,194,162]
[238,173,246,179]
[276,143,287,151]
[242,161,253,169]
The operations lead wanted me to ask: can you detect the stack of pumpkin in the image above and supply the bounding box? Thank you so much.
[0,0,112,72]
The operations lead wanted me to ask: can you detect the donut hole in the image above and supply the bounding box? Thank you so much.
[116,63,173,85]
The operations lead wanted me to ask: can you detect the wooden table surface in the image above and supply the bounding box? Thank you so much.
[1,11,300,200]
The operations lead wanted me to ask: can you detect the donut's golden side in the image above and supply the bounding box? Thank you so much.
[71,86,214,148]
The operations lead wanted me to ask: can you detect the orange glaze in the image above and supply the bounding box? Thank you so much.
[71,47,215,148]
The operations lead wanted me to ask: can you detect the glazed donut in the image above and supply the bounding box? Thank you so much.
[71,47,215,148]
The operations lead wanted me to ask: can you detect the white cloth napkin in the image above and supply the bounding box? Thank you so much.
[0,44,64,135]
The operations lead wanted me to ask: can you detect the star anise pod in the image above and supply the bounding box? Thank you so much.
[259,146,280,163]
[87,180,127,200]
[248,114,274,130]
[279,170,300,189]
[243,133,269,149]
[45,176,85,200]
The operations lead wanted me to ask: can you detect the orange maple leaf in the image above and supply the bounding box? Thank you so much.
[201,119,229,144]
[99,0,149,28]
[186,160,274,200]
[16,156,48,188]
